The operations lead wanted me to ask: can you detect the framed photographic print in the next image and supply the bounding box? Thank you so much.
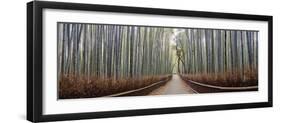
[27,1,273,122]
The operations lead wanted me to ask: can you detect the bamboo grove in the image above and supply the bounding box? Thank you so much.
[176,29,258,87]
[58,23,174,98]
[58,22,259,99]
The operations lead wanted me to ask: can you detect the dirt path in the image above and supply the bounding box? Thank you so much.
[149,74,197,95]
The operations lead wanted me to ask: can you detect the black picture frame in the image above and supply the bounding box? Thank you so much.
[27,1,273,122]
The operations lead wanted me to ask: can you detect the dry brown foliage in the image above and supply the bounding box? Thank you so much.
[59,75,172,99]
[180,68,258,87]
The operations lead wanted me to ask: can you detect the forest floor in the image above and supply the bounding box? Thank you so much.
[148,74,197,95]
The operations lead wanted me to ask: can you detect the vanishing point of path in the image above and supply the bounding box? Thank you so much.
[149,74,197,95]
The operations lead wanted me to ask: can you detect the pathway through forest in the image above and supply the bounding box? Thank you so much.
[149,74,197,95]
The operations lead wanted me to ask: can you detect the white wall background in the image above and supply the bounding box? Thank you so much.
[0,0,279,123]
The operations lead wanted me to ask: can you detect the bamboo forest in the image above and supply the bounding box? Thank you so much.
[58,22,258,99]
